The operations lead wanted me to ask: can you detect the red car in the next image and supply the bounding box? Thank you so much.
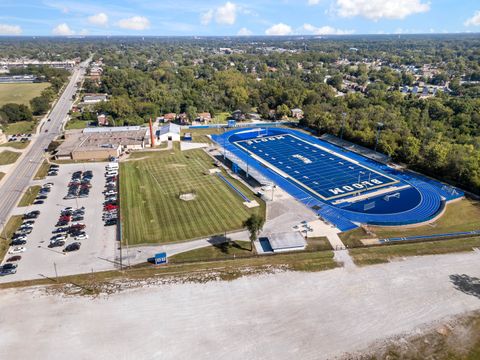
[59,216,71,221]
[70,224,86,230]
[104,205,118,211]
[6,255,21,262]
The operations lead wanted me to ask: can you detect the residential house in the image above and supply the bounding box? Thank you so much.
[97,114,109,126]
[196,112,212,123]
[291,108,304,119]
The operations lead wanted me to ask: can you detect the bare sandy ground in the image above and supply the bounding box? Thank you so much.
[0,251,479,360]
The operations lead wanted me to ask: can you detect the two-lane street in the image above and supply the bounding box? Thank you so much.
[0,60,90,229]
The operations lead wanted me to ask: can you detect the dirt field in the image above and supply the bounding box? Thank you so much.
[0,250,479,359]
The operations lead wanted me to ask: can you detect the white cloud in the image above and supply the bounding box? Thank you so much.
[117,16,150,30]
[201,10,214,25]
[302,24,354,35]
[265,23,293,36]
[334,0,430,21]
[52,23,75,36]
[79,29,89,35]
[216,2,237,25]
[237,27,252,36]
[308,0,321,5]
[0,24,22,35]
[464,11,480,27]
[201,2,238,26]
[88,12,109,26]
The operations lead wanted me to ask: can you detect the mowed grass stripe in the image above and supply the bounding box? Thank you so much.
[120,149,263,245]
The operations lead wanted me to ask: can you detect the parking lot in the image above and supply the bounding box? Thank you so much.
[0,162,118,283]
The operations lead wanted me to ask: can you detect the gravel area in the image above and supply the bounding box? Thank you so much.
[0,251,479,359]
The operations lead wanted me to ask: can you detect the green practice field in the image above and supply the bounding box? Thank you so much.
[120,149,265,245]
[0,83,50,107]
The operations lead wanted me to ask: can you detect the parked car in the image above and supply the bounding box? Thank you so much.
[63,242,81,252]
[0,268,17,276]
[9,246,26,254]
[48,240,66,248]
[51,234,67,241]
[1,263,18,270]
[33,200,44,205]
[11,239,27,246]
[105,219,118,226]
[23,211,40,219]
[74,234,89,241]
[6,255,21,262]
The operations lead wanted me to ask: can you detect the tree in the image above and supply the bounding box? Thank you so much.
[30,96,50,115]
[243,214,265,251]
[0,103,33,122]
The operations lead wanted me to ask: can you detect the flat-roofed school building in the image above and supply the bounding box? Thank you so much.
[56,126,148,161]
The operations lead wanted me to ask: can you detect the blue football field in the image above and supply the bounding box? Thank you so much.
[235,133,398,201]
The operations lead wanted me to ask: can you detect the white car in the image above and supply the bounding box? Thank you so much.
[42,183,54,188]
[52,234,67,241]
[9,246,26,254]
[74,234,89,241]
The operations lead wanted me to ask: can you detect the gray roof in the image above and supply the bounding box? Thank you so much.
[268,232,307,251]
[83,126,141,134]
[159,123,181,136]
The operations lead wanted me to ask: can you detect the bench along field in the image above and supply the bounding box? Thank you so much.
[120,148,265,245]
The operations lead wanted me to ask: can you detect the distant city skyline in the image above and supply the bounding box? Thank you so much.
[0,0,479,37]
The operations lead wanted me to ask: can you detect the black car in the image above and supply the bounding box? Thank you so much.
[105,219,118,226]
[48,240,66,248]
[56,221,69,227]
[63,242,81,252]
[33,200,44,205]
[1,263,18,270]
[23,211,40,219]
[36,195,48,200]
[11,239,27,246]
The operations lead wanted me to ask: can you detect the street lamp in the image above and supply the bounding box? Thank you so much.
[374,122,384,153]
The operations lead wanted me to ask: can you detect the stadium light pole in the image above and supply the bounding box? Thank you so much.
[374,122,384,153]
[340,112,346,140]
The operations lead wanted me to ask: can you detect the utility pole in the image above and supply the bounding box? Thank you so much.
[53,262,58,281]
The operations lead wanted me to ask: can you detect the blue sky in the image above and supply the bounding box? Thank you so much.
[0,0,479,36]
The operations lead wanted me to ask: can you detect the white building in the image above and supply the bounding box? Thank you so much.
[157,123,181,143]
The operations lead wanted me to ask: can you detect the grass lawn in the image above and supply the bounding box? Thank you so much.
[0,215,23,262]
[340,198,480,247]
[0,150,21,165]
[0,141,30,150]
[120,148,265,246]
[33,161,51,180]
[349,236,480,266]
[211,112,229,124]
[0,83,51,107]
[170,241,254,263]
[181,127,223,144]
[3,120,37,135]
[307,237,332,251]
[18,186,41,207]
[65,119,91,130]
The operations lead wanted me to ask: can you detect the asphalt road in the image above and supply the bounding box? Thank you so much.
[0,60,89,229]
